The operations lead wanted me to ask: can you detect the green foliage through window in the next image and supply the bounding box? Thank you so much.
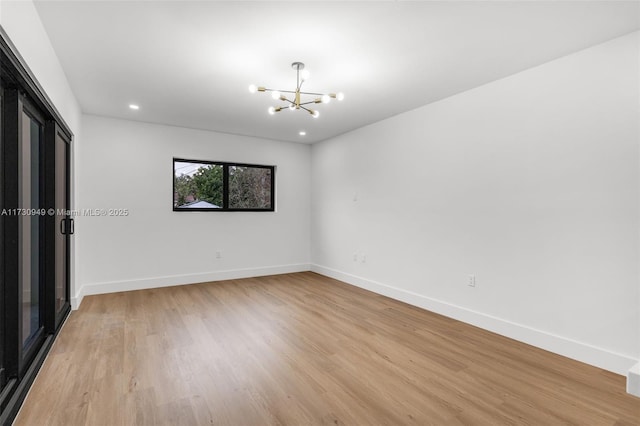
[229,166,272,209]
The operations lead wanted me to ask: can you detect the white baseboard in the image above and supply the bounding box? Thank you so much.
[311,264,638,378]
[71,263,311,310]
[71,286,84,310]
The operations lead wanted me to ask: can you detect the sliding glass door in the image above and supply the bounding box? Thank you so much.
[0,71,72,423]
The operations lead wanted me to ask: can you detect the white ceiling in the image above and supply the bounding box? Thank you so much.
[34,1,640,144]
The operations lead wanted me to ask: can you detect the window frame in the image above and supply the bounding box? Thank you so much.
[173,157,275,212]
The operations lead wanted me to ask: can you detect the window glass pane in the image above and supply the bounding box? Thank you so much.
[174,161,223,209]
[229,166,272,209]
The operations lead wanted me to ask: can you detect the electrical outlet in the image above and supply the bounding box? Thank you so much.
[468,275,476,287]
[361,254,367,263]
[353,253,358,262]
[216,251,222,259]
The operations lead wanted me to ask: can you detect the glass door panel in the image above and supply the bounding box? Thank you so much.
[19,110,43,350]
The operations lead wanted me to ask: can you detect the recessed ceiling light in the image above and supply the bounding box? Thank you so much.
[129,104,140,110]
[299,131,306,136]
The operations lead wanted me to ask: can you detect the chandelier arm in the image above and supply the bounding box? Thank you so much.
[298,101,318,106]
[299,105,314,113]
[262,88,298,95]
[298,91,326,96]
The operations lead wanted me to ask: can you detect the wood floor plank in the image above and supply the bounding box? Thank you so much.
[14,272,640,425]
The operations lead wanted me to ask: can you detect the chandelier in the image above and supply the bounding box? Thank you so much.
[249,62,344,118]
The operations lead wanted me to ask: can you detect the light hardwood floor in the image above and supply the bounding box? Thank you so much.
[15,272,640,425]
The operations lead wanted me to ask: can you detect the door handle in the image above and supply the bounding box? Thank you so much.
[59,218,74,235]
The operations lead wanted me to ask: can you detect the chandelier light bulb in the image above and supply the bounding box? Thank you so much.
[321,94,331,104]
[336,92,345,101]
[248,84,257,93]
[271,91,281,100]
[268,106,275,115]
[289,104,296,110]
[311,110,319,118]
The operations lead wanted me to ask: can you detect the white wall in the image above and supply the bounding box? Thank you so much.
[311,32,640,376]
[75,115,311,305]
[0,0,82,298]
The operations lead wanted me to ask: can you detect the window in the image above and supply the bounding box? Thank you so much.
[173,158,275,211]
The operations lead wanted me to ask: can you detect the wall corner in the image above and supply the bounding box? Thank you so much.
[627,362,640,397]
